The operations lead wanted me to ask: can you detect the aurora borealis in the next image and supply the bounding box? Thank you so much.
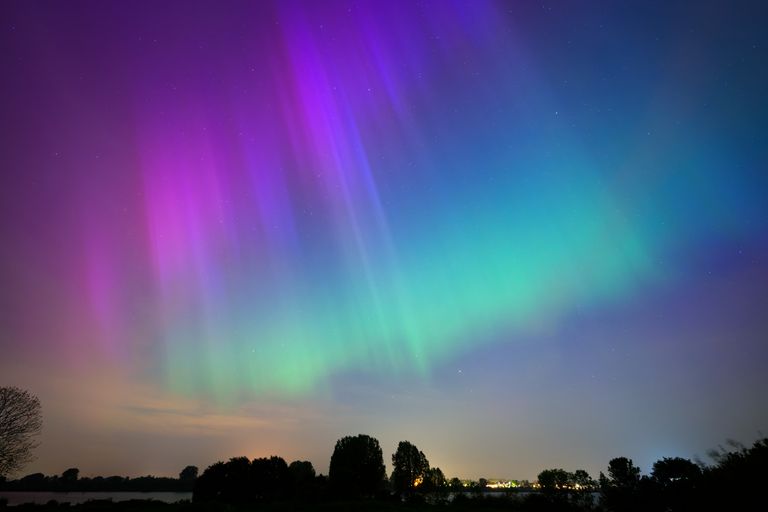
[1,0,767,480]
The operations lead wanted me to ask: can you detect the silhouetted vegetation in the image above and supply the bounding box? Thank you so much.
[288,460,318,499]
[535,468,596,510]
[192,456,326,505]
[594,438,768,511]
[0,386,42,477]
[537,469,595,491]
[391,441,429,497]
[0,466,197,492]
[328,434,387,497]
[178,467,197,483]
[2,435,767,511]
[598,457,641,511]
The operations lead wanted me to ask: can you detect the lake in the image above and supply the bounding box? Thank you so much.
[0,491,192,506]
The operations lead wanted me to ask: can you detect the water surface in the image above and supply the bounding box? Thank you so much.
[0,491,191,506]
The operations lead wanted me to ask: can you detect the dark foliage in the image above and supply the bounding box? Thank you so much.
[178,466,197,482]
[598,457,642,512]
[3,434,766,512]
[192,456,322,504]
[597,439,768,511]
[535,468,595,510]
[0,467,196,492]
[61,468,79,483]
[329,434,386,497]
[420,467,446,493]
[288,460,318,498]
[537,469,570,490]
[698,438,768,511]
[251,456,290,500]
[391,441,430,495]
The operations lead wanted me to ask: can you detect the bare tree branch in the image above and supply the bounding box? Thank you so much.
[0,386,42,477]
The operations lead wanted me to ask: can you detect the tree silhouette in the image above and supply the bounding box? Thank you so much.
[538,468,571,490]
[225,456,252,503]
[287,460,317,499]
[600,457,642,511]
[0,387,42,477]
[251,456,290,501]
[647,457,701,511]
[179,465,198,481]
[537,467,597,509]
[603,457,641,488]
[538,468,596,491]
[193,461,227,502]
[391,440,430,495]
[422,467,446,491]
[702,437,768,510]
[572,469,596,489]
[329,434,386,497]
[61,467,79,483]
[651,457,700,485]
[193,457,254,503]
[288,460,315,484]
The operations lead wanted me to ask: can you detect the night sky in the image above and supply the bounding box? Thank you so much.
[1,0,767,481]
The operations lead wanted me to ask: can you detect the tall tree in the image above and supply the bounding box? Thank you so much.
[288,460,315,486]
[251,456,290,501]
[288,460,316,498]
[391,440,430,494]
[0,387,42,477]
[600,457,642,512]
[329,434,386,496]
[604,457,641,489]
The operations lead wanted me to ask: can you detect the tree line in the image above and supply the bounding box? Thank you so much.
[189,434,768,511]
[0,466,199,492]
[2,387,767,510]
[2,433,767,510]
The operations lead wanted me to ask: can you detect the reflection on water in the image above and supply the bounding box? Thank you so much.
[0,491,192,506]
